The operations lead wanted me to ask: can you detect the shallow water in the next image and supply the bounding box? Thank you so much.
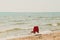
[0,13,60,40]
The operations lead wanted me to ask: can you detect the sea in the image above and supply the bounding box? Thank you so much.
[0,12,60,40]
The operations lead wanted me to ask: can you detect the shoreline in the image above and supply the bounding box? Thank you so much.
[8,31,60,40]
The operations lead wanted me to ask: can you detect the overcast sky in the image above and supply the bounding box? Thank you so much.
[0,0,60,12]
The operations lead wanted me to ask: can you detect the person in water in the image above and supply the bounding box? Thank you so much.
[31,26,39,34]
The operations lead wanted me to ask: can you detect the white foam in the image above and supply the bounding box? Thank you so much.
[39,30,52,34]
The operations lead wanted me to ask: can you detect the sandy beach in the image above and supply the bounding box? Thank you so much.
[8,31,60,40]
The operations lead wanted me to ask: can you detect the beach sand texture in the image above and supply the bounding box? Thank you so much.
[8,31,60,40]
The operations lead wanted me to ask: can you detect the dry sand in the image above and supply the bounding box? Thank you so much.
[8,31,60,40]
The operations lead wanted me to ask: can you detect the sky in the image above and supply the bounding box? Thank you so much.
[0,0,60,12]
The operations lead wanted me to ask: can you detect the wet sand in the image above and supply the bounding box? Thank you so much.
[8,31,60,40]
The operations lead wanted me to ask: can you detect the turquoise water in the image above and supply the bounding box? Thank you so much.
[0,12,60,31]
[0,12,60,30]
[0,12,60,40]
[0,12,60,17]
